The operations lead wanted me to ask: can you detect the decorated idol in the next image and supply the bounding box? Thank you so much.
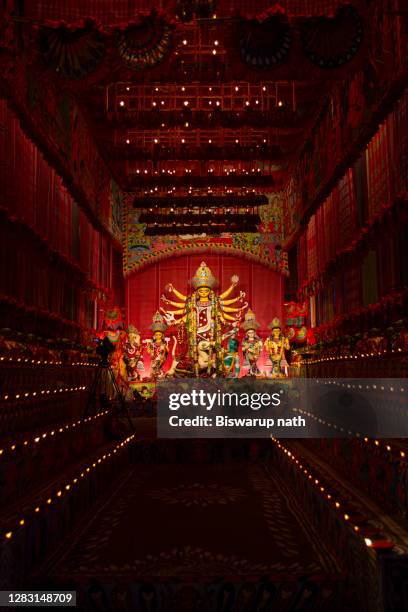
[122,324,143,382]
[160,261,247,377]
[265,317,290,378]
[222,333,240,378]
[241,309,263,377]
[147,312,169,380]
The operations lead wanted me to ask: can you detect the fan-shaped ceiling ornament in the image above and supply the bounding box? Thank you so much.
[116,11,173,71]
[239,10,292,69]
[301,5,363,68]
[39,21,105,79]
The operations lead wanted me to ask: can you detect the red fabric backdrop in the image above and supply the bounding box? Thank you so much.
[126,254,284,375]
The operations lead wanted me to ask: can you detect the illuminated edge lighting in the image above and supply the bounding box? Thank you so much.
[0,355,96,367]
[0,410,109,459]
[270,437,393,549]
[3,434,136,540]
[2,386,87,403]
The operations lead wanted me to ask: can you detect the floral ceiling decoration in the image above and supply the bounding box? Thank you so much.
[39,19,106,79]
[239,7,292,69]
[301,5,363,68]
[115,10,174,71]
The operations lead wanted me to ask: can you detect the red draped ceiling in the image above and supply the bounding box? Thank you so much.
[126,253,284,375]
[26,1,349,22]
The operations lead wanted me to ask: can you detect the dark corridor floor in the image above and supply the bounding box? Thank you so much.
[37,458,347,611]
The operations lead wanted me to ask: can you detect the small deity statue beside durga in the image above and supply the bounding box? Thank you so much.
[102,262,294,383]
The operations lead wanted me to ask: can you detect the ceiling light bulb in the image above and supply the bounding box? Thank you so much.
[182,39,187,45]
[185,122,189,127]
[245,101,250,106]
[212,49,217,55]
[214,41,219,46]
[119,100,125,106]
[235,139,239,144]
[152,101,157,107]
[278,100,283,107]
[126,139,130,144]
[154,138,158,143]
[216,101,220,106]
[181,138,185,143]
[183,100,189,106]
[235,86,239,92]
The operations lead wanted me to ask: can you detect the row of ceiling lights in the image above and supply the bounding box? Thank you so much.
[133,168,263,174]
[141,187,258,193]
[119,99,284,108]
[125,138,272,144]
[123,84,274,94]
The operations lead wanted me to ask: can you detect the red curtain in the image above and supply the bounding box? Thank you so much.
[0,97,118,332]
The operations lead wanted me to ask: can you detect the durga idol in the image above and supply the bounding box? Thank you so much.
[160,261,247,377]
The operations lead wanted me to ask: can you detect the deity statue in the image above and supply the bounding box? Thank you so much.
[146,312,169,380]
[265,317,290,378]
[122,325,143,382]
[222,333,240,378]
[160,261,247,377]
[241,310,263,377]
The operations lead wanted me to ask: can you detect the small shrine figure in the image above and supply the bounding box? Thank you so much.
[222,333,240,378]
[147,312,169,380]
[242,310,263,377]
[265,317,290,378]
[122,325,143,382]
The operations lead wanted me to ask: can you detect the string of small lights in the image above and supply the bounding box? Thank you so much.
[3,433,136,541]
[1,386,87,403]
[304,347,405,365]
[271,437,395,550]
[293,407,408,461]
[294,379,406,394]
[0,410,109,459]
[0,355,97,367]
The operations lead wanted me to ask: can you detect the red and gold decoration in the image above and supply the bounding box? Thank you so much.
[146,312,169,380]
[301,5,363,69]
[241,309,263,377]
[115,10,173,71]
[265,317,290,378]
[122,325,143,382]
[39,19,106,79]
[161,262,247,377]
[239,7,292,69]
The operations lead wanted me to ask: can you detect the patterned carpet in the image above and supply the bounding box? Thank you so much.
[46,462,341,578]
